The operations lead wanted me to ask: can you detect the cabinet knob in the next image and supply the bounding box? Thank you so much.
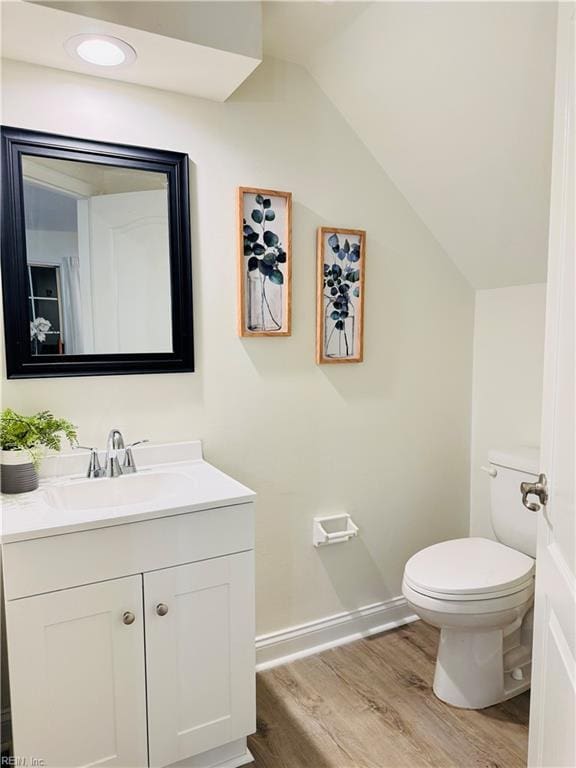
[156,603,169,617]
[122,611,136,625]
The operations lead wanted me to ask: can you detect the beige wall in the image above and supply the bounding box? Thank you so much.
[306,2,556,289]
[1,57,474,635]
[470,284,547,538]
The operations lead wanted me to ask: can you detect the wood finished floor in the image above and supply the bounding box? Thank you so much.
[247,621,530,768]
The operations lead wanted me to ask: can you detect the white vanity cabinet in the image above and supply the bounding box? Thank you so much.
[1,447,256,768]
[145,553,255,767]
[6,575,149,768]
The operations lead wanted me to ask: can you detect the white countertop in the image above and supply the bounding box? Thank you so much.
[1,442,255,544]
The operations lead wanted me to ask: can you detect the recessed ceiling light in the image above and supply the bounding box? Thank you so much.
[65,34,136,68]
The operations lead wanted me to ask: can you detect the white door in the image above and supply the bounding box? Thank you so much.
[528,4,575,766]
[82,189,172,354]
[145,553,256,767]
[6,576,148,768]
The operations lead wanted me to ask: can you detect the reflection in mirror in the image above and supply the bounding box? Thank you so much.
[21,156,172,356]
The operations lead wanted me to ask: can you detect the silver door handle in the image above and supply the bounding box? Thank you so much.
[156,603,169,616]
[520,473,548,512]
[122,611,136,625]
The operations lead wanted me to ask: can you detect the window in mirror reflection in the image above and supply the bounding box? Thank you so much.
[21,156,173,356]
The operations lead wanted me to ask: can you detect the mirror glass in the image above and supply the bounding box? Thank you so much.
[21,156,172,356]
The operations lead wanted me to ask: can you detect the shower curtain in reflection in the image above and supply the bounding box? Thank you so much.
[59,254,83,354]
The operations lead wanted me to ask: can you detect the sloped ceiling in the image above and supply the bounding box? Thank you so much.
[264,2,557,289]
[3,0,556,287]
[263,1,371,65]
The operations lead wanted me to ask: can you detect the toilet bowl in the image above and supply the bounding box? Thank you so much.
[402,537,534,709]
[402,447,539,709]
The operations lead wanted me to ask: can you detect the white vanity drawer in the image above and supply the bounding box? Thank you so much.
[3,502,254,600]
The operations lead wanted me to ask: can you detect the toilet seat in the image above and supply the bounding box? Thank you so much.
[402,578,534,616]
[404,537,534,602]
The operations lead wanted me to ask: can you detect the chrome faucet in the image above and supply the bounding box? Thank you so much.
[76,430,149,478]
[105,429,125,478]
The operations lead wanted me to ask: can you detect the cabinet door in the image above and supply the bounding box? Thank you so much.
[145,552,255,767]
[6,576,148,768]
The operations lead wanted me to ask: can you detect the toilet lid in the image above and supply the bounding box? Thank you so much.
[404,538,535,598]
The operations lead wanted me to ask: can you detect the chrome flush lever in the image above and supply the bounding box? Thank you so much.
[520,473,548,512]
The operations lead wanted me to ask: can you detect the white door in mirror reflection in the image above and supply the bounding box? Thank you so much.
[23,158,173,357]
[78,190,172,354]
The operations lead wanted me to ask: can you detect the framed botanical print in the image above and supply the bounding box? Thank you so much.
[316,227,366,364]
[237,187,292,336]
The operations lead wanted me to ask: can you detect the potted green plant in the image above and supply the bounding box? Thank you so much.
[0,408,77,494]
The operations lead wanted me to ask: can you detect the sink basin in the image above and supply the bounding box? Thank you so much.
[43,472,196,512]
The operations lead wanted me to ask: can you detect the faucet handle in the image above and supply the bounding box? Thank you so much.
[74,445,104,479]
[123,439,149,474]
[125,439,150,450]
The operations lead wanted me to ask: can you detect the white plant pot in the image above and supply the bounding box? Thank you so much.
[1,449,39,494]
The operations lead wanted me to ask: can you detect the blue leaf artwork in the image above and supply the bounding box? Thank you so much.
[239,189,292,336]
[317,228,365,363]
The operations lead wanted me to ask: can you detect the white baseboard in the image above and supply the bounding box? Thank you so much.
[255,596,418,671]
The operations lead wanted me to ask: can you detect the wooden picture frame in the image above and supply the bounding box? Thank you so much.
[316,227,366,364]
[237,187,292,337]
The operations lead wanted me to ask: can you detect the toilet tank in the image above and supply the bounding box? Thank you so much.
[488,447,540,558]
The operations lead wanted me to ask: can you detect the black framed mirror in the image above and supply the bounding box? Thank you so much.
[1,126,194,378]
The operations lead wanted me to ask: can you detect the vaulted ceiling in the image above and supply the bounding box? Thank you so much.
[3,1,557,289]
[264,2,557,289]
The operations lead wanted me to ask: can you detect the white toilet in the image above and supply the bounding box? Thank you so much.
[402,447,539,709]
